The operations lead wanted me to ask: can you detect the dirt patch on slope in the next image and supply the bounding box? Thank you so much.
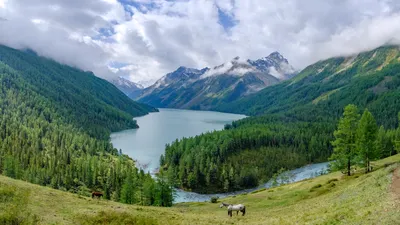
[391,168,400,200]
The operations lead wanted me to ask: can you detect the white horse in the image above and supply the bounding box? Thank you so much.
[219,202,246,217]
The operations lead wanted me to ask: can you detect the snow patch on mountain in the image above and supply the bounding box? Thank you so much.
[114,77,144,89]
[110,77,144,95]
[140,51,296,101]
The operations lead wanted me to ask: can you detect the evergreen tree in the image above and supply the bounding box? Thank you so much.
[143,176,156,206]
[120,172,136,204]
[330,105,359,176]
[155,171,174,207]
[356,109,378,173]
[376,126,392,158]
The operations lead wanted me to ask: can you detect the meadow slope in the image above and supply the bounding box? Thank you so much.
[2,155,400,225]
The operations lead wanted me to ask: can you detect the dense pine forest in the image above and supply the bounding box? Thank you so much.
[0,45,173,207]
[161,46,400,193]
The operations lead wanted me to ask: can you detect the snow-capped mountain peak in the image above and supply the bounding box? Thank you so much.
[152,66,209,89]
[200,52,296,80]
[268,51,287,62]
[247,51,296,79]
[110,77,144,95]
[137,51,297,109]
[113,77,144,89]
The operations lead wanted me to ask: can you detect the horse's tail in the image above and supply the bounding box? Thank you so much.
[242,206,246,216]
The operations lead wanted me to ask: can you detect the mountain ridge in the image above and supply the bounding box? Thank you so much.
[110,76,145,99]
[136,52,296,110]
[159,45,400,195]
[215,45,400,126]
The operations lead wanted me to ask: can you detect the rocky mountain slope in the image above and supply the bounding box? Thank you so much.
[136,52,296,110]
[110,76,144,99]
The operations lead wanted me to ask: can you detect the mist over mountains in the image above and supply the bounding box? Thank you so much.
[134,52,296,110]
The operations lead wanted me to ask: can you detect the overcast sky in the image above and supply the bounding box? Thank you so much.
[1,0,400,86]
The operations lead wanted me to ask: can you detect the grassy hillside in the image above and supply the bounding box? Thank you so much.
[2,155,400,224]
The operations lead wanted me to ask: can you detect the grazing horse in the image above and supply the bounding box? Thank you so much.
[219,202,246,217]
[91,191,103,199]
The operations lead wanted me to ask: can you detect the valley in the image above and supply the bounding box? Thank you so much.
[2,1,400,224]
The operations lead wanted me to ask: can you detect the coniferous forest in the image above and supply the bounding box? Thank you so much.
[2,42,400,203]
[161,46,400,193]
[0,45,173,207]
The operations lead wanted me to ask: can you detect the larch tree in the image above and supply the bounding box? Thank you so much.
[329,104,360,176]
[356,109,378,173]
[376,126,392,158]
[120,172,136,204]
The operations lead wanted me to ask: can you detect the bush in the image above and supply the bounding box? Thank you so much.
[0,184,39,225]
[326,178,338,184]
[210,196,219,203]
[309,184,322,192]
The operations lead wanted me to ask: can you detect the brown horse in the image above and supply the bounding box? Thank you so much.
[92,191,103,199]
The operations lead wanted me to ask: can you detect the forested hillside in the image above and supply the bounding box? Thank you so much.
[217,46,400,128]
[161,45,400,193]
[0,45,172,207]
[0,46,157,139]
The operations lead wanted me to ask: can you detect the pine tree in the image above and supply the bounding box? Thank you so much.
[356,109,378,173]
[329,104,359,176]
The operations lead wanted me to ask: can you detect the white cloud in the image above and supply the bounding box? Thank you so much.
[1,0,400,86]
[0,0,5,8]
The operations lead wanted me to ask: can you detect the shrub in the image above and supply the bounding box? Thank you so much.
[309,184,322,192]
[326,178,339,184]
[0,184,39,225]
[210,196,219,203]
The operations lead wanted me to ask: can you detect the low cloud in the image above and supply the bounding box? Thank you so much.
[1,0,400,86]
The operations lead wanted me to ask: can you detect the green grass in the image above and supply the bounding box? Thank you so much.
[2,155,400,224]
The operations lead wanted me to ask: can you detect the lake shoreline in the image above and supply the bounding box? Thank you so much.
[110,108,329,204]
[173,162,329,203]
[111,108,246,172]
